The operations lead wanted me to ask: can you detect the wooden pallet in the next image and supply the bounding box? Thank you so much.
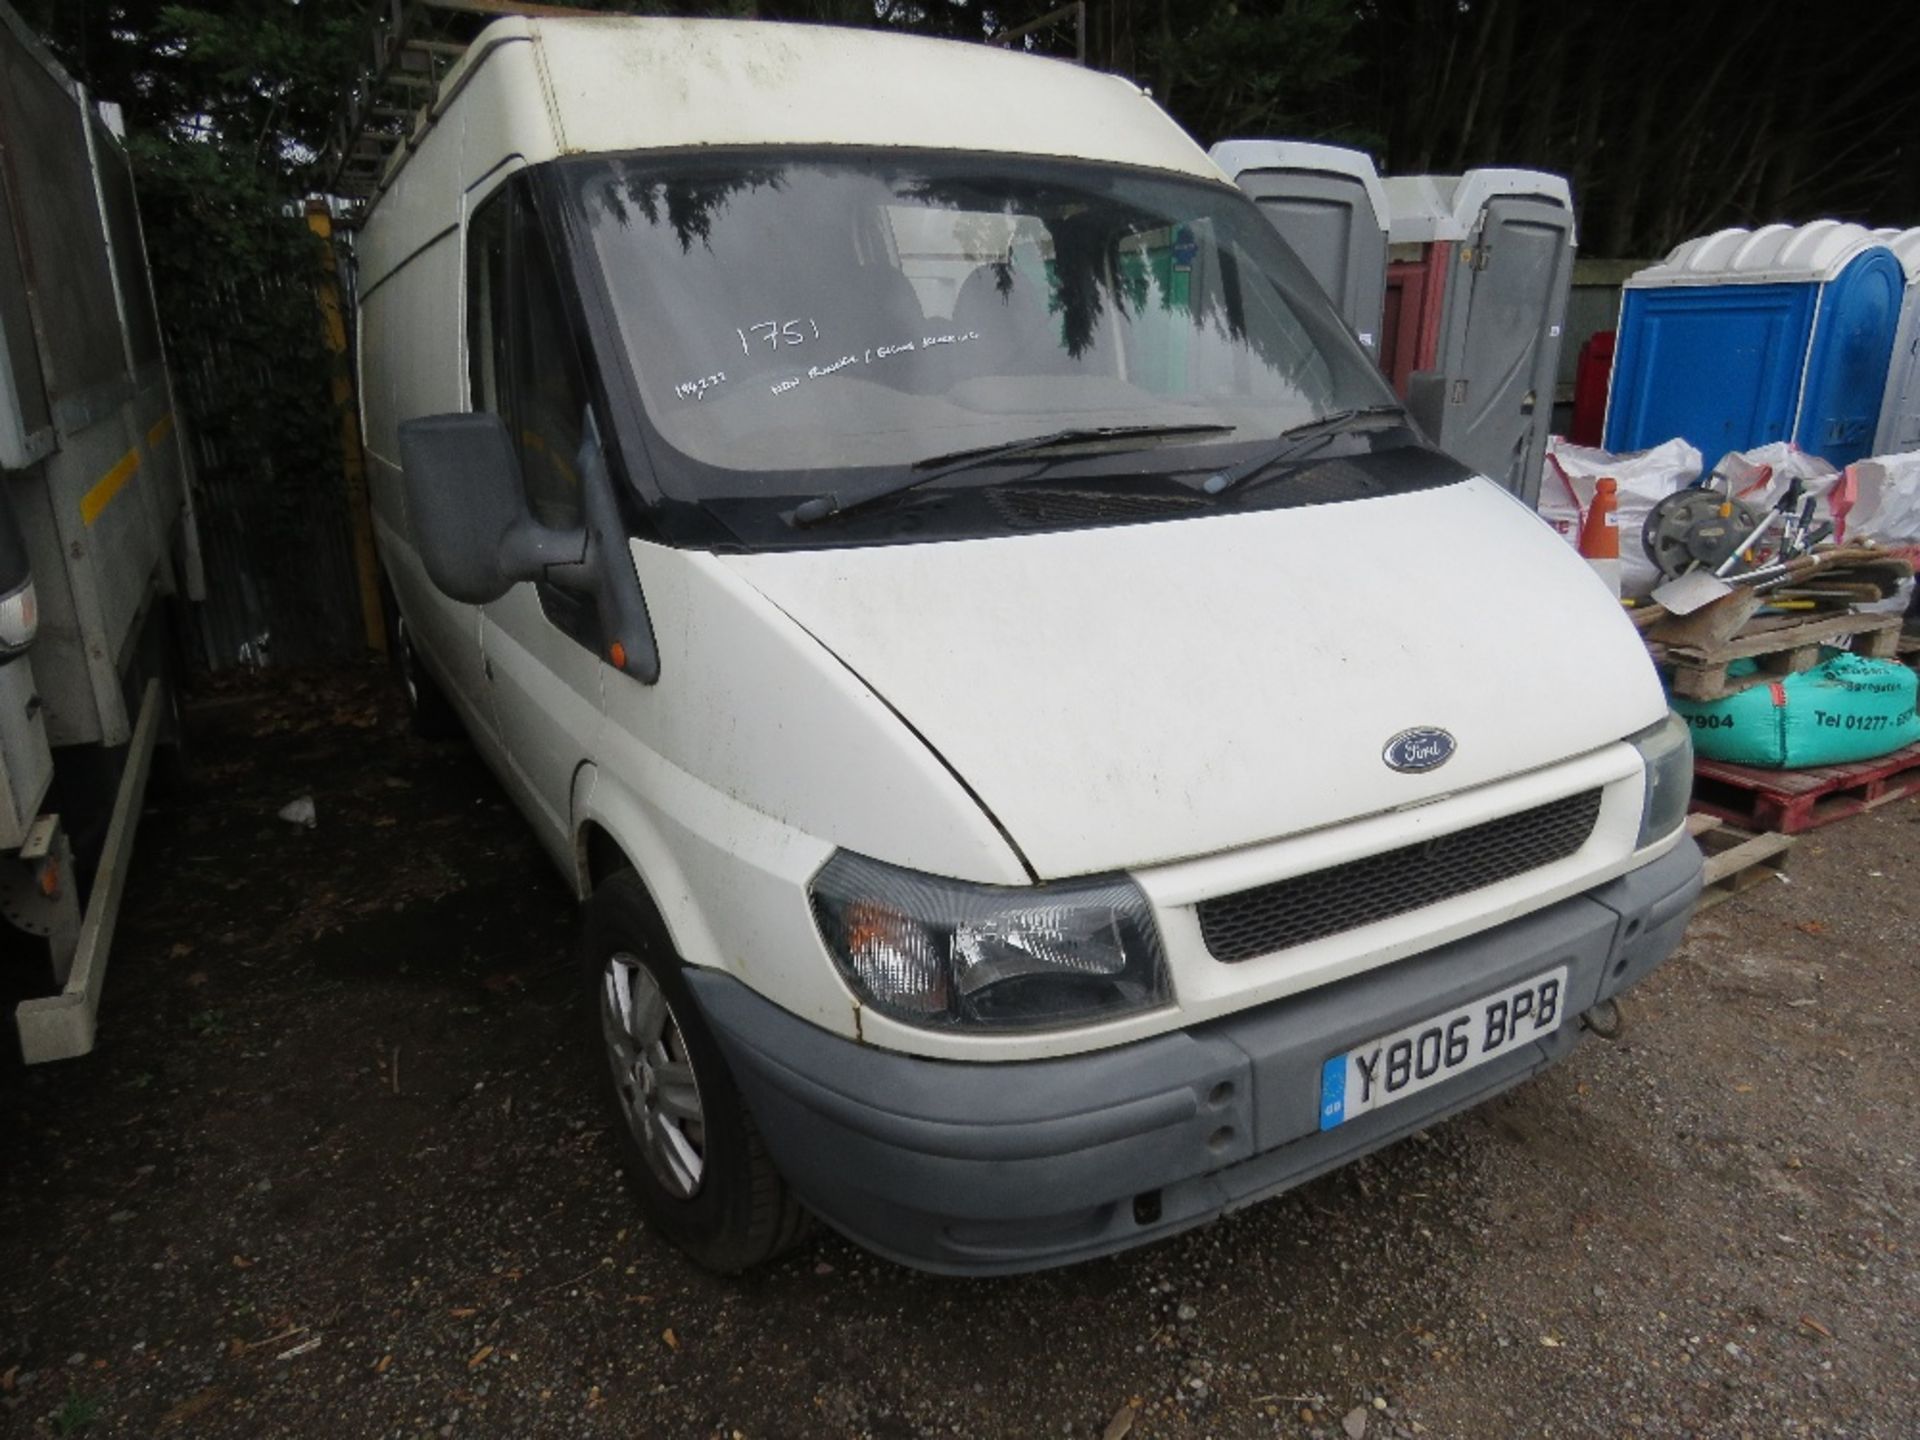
[1659,610,1904,701]
[1690,739,1920,834]
[1686,814,1795,910]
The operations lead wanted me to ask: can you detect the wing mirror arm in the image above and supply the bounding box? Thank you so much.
[567,408,660,684]
[502,518,588,581]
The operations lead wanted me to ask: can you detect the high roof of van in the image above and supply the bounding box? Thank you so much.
[370,16,1221,203]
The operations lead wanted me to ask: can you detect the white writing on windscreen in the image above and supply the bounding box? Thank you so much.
[736,318,822,354]
[679,318,983,402]
[766,329,980,398]
[674,371,727,401]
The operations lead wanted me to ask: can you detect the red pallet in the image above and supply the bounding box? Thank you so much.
[1690,740,1920,834]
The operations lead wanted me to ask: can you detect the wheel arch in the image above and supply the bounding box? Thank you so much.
[579,818,631,894]
[569,761,727,973]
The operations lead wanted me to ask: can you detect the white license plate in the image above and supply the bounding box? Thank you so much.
[1318,966,1569,1131]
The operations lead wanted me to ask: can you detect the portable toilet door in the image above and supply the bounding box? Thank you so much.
[1605,222,1905,468]
[1209,141,1390,359]
[1871,228,1920,455]
[1390,169,1578,505]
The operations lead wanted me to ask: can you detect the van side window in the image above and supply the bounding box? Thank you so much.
[464,177,599,648]
[510,194,589,532]
[466,190,510,413]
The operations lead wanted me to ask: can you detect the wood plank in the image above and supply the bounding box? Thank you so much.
[1664,610,1901,665]
[1671,664,1744,702]
[1691,824,1796,910]
[1860,624,1903,658]
[1700,830,1794,887]
[1756,642,1823,676]
[1648,589,1761,649]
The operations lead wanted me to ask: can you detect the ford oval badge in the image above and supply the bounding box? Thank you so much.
[1384,727,1456,774]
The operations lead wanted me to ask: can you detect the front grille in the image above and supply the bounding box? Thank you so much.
[1197,789,1604,963]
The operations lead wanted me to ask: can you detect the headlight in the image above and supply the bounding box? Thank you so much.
[808,851,1171,1031]
[1630,712,1692,847]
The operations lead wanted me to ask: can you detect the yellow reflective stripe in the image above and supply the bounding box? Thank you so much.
[80,448,140,527]
[146,412,173,449]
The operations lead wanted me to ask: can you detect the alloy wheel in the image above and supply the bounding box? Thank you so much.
[600,953,706,1198]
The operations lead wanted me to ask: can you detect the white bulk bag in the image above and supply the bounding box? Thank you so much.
[1539,437,1703,597]
[1706,442,1841,512]
[1835,451,1920,545]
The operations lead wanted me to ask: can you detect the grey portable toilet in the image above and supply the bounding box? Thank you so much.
[1872,227,1920,456]
[1384,169,1577,505]
[1208,140,1389,358]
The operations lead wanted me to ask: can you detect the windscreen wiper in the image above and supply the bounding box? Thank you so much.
[788,423,1236,526]
[1200,405,1408,497]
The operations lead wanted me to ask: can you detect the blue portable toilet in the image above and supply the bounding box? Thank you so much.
[1605,221,1905,467]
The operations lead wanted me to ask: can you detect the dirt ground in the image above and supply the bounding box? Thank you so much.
[0,665,1913,1440]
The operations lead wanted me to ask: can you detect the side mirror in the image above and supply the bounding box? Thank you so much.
[398,412,585,605]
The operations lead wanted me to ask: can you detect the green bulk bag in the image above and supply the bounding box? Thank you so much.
[1672,650,1920,768]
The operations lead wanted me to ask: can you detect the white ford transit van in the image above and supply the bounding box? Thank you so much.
[359,17,1702,1275]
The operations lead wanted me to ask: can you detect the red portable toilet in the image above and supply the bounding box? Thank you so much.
[1571,330,1615,446]
[1380,177,1460,398]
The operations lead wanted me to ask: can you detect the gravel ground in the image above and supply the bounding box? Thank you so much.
[1,664,1914,1440]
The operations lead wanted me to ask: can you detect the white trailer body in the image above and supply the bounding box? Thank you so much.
[0,3,202,1062]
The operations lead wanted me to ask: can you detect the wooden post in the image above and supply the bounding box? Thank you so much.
[306,199,388,655]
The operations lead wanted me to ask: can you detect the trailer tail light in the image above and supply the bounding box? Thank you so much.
[0,575,38,656]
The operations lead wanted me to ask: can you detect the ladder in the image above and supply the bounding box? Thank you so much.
[321,1,1084,209]
[320,0,619,208]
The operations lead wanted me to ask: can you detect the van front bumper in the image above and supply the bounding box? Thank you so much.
[686,839,1702,1276]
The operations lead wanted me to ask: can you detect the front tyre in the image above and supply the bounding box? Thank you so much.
[582,871,810,1272]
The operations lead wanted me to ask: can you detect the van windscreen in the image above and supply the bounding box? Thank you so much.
[569,149,1403,502]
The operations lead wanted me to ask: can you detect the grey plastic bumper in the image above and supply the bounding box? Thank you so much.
[687,839,1702,1275]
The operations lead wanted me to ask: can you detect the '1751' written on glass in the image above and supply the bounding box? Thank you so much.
[736,318,821,354]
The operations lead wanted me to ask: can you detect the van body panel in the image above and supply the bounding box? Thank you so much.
[720,477,1666,879]
[480,583,605,868]
[575,541,1033,1034]
[570,748,848,1034]
[529,18,1218,186]
[372,507,499,762]
[361,225,493,740]
[355,36,551,298]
